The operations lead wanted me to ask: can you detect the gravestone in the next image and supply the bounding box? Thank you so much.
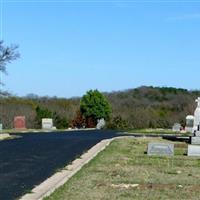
[42,118,53,129]
[188,145,200,156]
[193,97,200,133]
[172,123,181,132]
[96,118,106,130]
[14,116,26,129]
[147,143,174,156]
[0,124,2,131]
[190,124,200,144]
[190,136,200,145]
[185,115,194,133]
[184,98,200,156]
[184,97,200,134]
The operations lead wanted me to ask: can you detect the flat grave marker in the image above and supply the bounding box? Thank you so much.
[188,145,200,156]
[147,143,174,156]
[190,137,200,145]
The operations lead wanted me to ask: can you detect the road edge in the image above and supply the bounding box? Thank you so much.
[20,137,116,200]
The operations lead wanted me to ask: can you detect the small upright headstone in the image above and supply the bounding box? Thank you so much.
[96,118,106,130]
[42,118,53,129]
[172,123,181,132]
[14,116,26,129]
[185,115,194,133]
[148,143,174,156]
[0,124,2,131]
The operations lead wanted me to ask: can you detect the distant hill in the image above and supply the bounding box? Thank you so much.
[107,86,200,129]
[1,86,200,129]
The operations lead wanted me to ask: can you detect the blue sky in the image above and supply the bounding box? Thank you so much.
[1,0,200,97]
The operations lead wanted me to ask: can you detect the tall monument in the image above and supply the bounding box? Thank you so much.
[188,97,200,155]
[193,97,200,134]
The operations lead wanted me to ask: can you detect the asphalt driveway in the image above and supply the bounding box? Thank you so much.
[0,130,121,200]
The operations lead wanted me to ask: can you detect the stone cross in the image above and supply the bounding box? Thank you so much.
[196,97,200,107]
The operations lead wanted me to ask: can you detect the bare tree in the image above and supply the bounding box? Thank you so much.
[0,41,20,95]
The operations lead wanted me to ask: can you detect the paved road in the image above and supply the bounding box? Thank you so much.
[0,130,122,200]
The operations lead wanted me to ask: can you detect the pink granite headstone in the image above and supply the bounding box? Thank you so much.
[14,116,26,129]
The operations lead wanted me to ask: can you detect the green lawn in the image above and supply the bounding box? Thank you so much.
[128,128,190,135]
[44,137,200,200]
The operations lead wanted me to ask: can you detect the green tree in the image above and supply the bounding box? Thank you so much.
[80,90,112,124]
[35,106,53,127]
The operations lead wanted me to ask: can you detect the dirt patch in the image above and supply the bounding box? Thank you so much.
[174,143,188,148]
[184,185,200,192]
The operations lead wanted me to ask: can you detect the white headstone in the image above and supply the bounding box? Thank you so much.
[0,124,2,131]
[188,145,200,156]
[96,119,106,130]
[191,137,200,145]
[148,143,174,156]
[42,118,53,129]
[193,97,200,133]
[185,115,194,133]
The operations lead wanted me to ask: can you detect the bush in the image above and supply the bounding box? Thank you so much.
[72,110,86,129]
[86,117,96,128]
[35,106,53,128]
[107,116,129,130]
[53,112,69,129]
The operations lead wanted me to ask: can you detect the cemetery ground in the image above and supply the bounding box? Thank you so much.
[45,137,200,200]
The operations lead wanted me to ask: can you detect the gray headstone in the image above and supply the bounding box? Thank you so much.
[188,145,200,156]
[0,124,2,131]
[172,123,181,132]
[148,143,174,156]
[191,137,200,145]
[96,118,106,130]
[193,129,200,137]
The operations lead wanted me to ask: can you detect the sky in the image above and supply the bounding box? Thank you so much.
[1,0,200,97]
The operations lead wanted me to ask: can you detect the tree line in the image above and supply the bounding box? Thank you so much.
[0,86,200,130]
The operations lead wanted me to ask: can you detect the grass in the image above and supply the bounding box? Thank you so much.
[127,128,190,135]
[44,137,200,200]
[2,128,190,136]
